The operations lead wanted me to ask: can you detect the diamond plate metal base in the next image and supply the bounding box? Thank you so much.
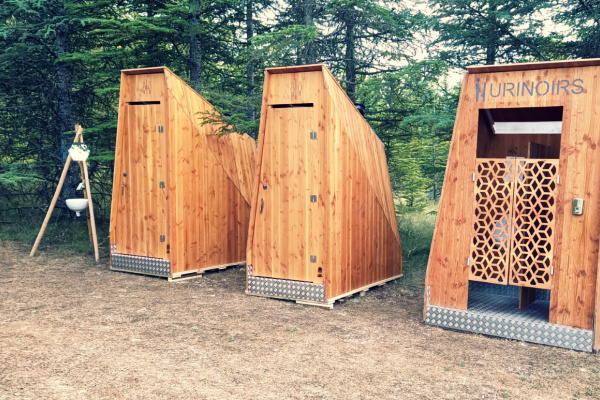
[247,275,326,302]
[111,253,171,277]
[426,294,593,352]
[469,281,550,301]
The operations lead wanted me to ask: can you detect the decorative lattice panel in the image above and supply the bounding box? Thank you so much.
[469,159,515,284]
[509,160,558,289]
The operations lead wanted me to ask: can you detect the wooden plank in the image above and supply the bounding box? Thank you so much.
[122,66,167,75]
[315,83,328,286]
[120,106,132,253]
[467,58,600,74]
[129,104,140,254]
[125,73,165,103]
[265,64,324,75]
[30,156,72,257]
[246,71,272,270]
[327,273,404,302]
[159,96,170,261]
[109,73,129,250]
[594,236,600,350]
[166,78,180,272]
[425,74,473,310]
[326,96,342,298]
[519,287,537,309]
[550,67,597,329]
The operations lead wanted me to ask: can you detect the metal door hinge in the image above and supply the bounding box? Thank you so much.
[158,125,164,133]
[472,173,476,182]
[467,257,471,266]
[550,266,554,275]
[557,175,560,184]
[160,235,166,242]
[310,255,317,263]
[310,131,317,140]
[159,181,165,189]
[310,195,317,203]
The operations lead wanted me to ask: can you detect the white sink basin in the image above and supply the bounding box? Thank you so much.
[66,198,89,216]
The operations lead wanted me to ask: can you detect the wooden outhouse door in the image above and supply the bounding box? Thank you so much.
[469,158,559,289]
[115,103,169,259]
[252,105,324,283]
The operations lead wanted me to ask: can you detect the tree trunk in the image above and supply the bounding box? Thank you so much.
[55,4,77,203]
[303,0,317,64]
[146,2,155,56]
[486,2,498,65]
[344,20,356,101]
[246,0,256,137]
[189,0,203,92]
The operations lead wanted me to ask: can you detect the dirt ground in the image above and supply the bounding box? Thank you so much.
[1,241,599,399]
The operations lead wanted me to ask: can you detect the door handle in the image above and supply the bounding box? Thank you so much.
[121,181,125,195]
[260,198,264,214]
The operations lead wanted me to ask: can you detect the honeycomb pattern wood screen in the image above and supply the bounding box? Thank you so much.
[470,159,514,284]
[469,159,558,289]
[509,160,558,289]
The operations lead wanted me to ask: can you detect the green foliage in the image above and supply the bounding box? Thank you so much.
[396,208,437,289]
[0,163,45,186]
[0,0,594,248]
[357,61,456,209]
[249,25,320,66]
[429,0,561,67]
[554,0,600,59]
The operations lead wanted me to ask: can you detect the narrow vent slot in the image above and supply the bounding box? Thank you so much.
[128,101,161,105]
[271,103,313,108]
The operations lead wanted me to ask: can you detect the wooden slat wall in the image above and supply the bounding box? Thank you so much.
[321,69,400,244]
[248,65,402,300]
[163,69,254,273]
[425,65,600,330]
[109,73,169,259]
[325,93,403,299]
[111,67,255,275]
[249,70,327,283]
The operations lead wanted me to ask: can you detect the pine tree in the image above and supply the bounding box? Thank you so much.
[321,0,419,101]
[0,0,82,203]
[555,0,600,58]
[429,0,558,67]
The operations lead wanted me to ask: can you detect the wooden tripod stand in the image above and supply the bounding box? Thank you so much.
[30,125,100,262]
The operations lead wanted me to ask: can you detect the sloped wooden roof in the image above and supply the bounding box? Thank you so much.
[319,65,400,244]
[158,67,256,206]
[467,58,600,73]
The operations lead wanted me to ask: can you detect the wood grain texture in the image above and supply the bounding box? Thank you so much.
[425,64,600,331]
[247,65,402,300]
[110,67,256,275]
[467,58,600,74]
[321,68,400,245]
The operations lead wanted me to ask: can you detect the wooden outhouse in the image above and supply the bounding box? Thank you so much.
[245,65,403,307]
[424,59,600,352]
[109,67,257,280]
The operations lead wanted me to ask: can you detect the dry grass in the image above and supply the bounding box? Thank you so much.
[1,240,599,399]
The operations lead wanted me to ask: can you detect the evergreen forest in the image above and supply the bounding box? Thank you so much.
[0,0,597,252]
